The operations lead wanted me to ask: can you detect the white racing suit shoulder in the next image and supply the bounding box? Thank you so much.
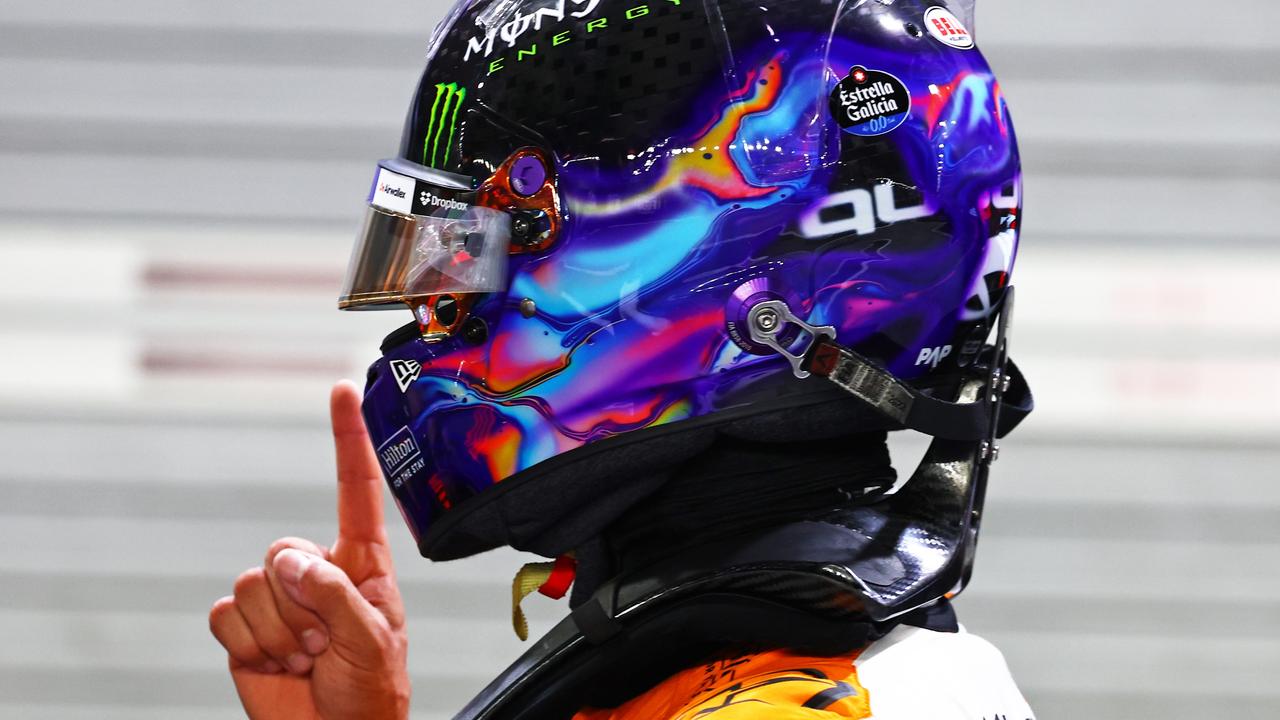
[855,624,1035,720]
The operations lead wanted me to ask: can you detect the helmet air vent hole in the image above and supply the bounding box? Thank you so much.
[435,295,460,327]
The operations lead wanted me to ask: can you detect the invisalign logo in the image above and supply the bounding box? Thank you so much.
[424,83,467,169]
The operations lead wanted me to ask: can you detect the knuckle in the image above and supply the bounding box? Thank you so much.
[209,621,259,664]
[229,641,267,665]
[367,621,403,665]
[308,567,343,600]
[265,536,314,564]
[277,601,320,631]
[265,538,294,562]
[233,567,266,597]
[255,629,297,658]
[208,614,230,640]
[275,600,319,631]
[233,610,298,659]
[208,597,235,628]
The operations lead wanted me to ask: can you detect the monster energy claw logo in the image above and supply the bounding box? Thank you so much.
[424,83,466,169]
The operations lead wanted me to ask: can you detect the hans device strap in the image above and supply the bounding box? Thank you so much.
[804,342,1031,443]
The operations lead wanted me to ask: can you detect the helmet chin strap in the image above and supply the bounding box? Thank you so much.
[746,288,1028,445]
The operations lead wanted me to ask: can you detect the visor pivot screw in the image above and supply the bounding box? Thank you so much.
[510,155,548,197]
[519,298,537,319]
[753,307,781,335]
[512,211,550,248]
[512,214,534,244]
[461,317,489,345]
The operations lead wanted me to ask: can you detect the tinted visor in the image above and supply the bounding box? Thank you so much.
[339,159,511,310]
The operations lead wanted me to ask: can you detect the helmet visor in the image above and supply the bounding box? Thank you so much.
[339,160,511,310]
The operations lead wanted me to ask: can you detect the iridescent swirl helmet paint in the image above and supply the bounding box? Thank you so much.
[340,0,1031,602]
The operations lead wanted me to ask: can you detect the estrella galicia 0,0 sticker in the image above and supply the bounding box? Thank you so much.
[829,66,912,137]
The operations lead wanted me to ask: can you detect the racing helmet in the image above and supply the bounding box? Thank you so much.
[340,0,1029,593]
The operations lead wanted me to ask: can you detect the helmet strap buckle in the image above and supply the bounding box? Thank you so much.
[745,300,837,380]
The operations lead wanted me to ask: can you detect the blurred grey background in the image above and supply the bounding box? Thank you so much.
[1,1,1278,718]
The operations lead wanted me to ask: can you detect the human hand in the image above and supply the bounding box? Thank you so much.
[209,381,410,719]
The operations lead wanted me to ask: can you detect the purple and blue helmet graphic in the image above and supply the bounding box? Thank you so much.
[350,0,1022,558]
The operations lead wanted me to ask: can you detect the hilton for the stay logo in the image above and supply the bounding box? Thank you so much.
[829,66,912,137]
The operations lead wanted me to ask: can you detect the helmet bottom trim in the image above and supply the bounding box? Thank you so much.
[417,380,899,561]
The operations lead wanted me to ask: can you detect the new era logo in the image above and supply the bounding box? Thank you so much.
[390,359,421,393]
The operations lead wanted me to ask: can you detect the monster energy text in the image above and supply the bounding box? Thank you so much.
[464,0,600,60]
[473,0,684,75]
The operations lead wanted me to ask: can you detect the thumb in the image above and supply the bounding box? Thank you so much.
[272,548,388,657]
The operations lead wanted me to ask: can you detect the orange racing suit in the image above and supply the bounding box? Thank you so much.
[573,625,1035,720]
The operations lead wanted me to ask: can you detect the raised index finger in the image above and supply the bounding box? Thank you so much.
[330,380,388,545]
